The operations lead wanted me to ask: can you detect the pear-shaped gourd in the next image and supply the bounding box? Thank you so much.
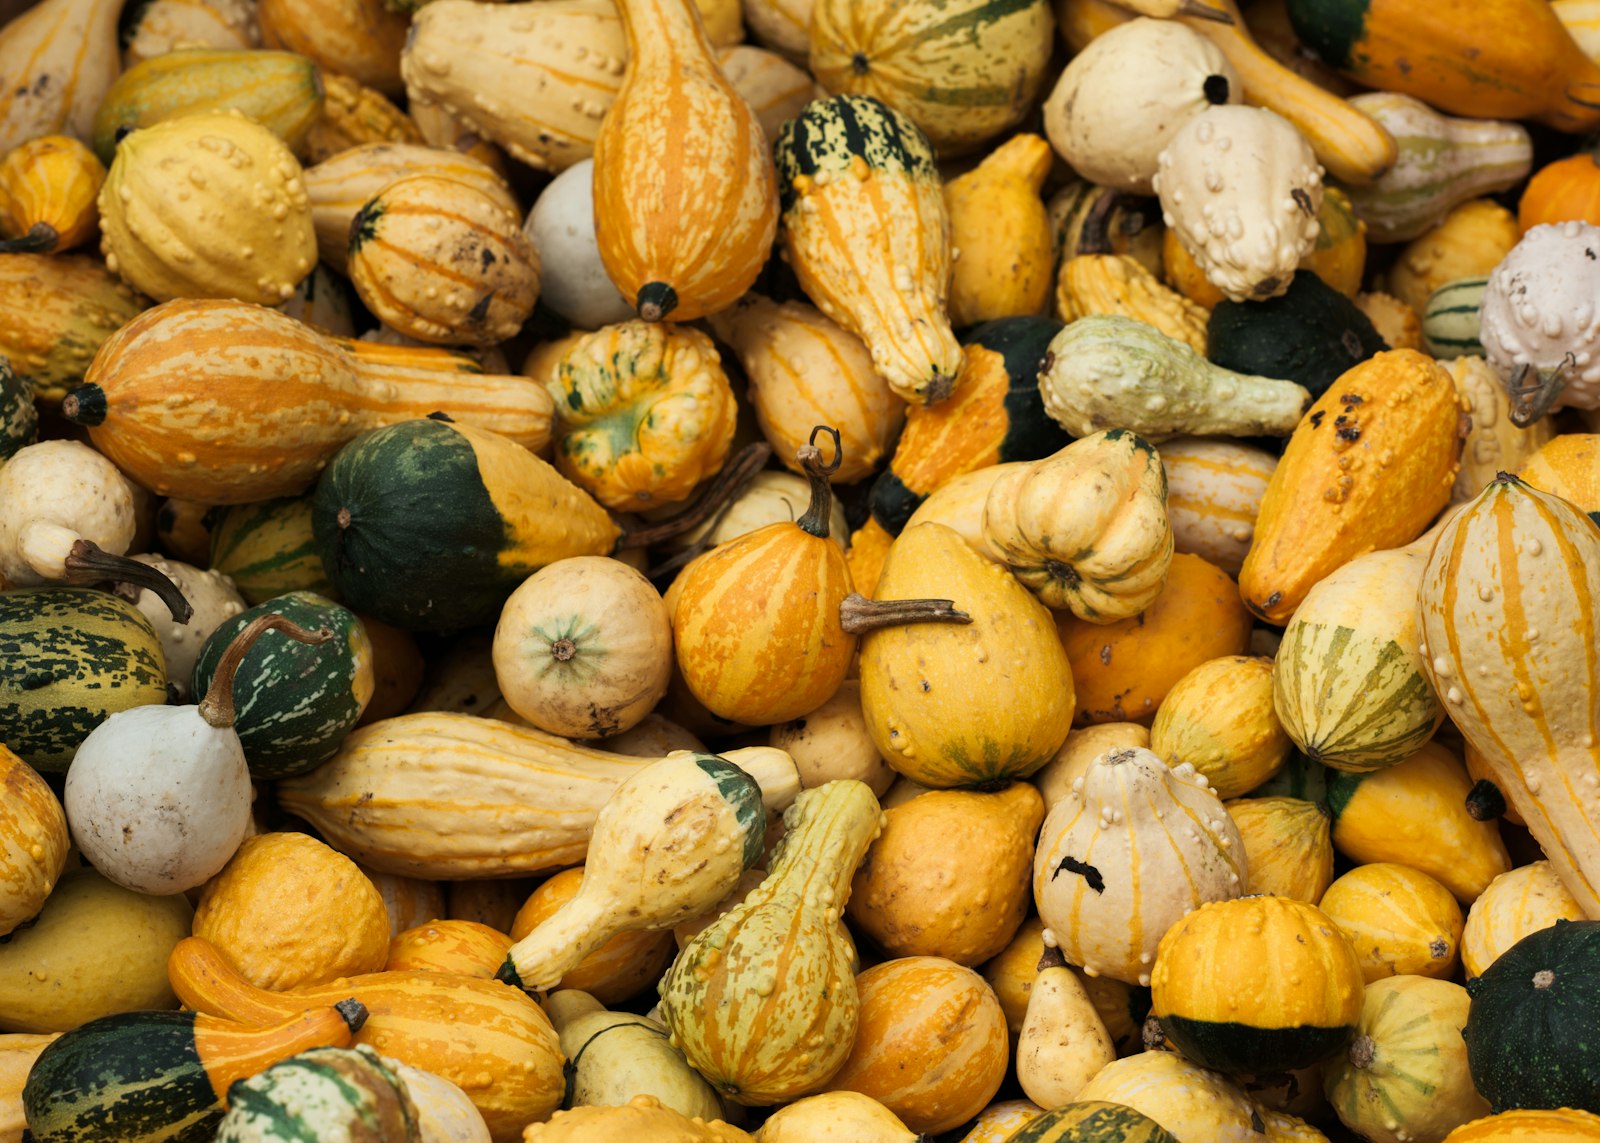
[658,779,884,1106]
[1015,945,1118,1109]
[497,751,775,992]
[63,614,333,895]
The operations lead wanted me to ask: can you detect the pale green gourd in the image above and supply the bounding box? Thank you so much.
[545,990,724,1121]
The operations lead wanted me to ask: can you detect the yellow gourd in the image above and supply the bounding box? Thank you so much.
[1318,863,1464,982]
[1057,254,1211,354]
[1462,861,1586,978]
[945,134,1055,327]
[1225,796,1335,902]
[1384,199,1521,316]
[1150,655,1291,798]
[0,135,104,254]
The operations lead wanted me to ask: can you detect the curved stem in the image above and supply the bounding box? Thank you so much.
[1076,189,1125,256]
[198,614,333,729]
[796,425,843,539]
[1506,358,1570,428]
[63,540,194,624]
[1176,0,1234,22]
[619,441,772,550]
[0,222,58,254]
[838,592,971,635]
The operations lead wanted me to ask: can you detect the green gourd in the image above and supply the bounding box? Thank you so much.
[1206,271,1388,400]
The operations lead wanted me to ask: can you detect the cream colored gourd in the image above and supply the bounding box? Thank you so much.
[119,555,246,699]
[62,614,331,895]
[1015,946,1118,1109]
[1447,355,1555,502]
[1034,722,1150,813]
[1075,1050,1272,1141]
[498,752,771,992]
[717,46,816,143]
[769,679,896,796]
[982,430,1173,622]
[491,556,672,740]
[0,0,122,154]
[1159,436,1277,576]
[660,470,849,557]
[1043,17,1238,194]
[523,158,633,330]
[1033,746,1246,985]
[755,1091,919,1142]
[545,990,724,1121]
[1155,104,1324,302]
[658,780,884,1106]
[390,1062,492,1143]
[1462,861,1587,978]
[0,440,192,622]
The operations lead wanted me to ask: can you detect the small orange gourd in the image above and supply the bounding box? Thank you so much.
[1520,151,1600,232]
[593,0,779,322]
[0,135,104,254]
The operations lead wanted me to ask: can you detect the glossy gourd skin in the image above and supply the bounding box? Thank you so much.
[593,0,779,322]
[1152,656,1290,799]
[0,135,104,255]
[0,746,68,939]
[1319,863,1464,982]
[1464,862,1587,979]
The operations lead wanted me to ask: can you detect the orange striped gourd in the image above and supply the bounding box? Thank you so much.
[0,136,104,255]
[1158,437,1277,576]
[593,0,779,322]
[1418,474,1600,919]
[1463,861,1587,978]
[0,0,123,155]
[386,919,514,977]
[256,0,408,97]
[0,745,68,938]
[1318,863,1464,982]
[60,299,553,504]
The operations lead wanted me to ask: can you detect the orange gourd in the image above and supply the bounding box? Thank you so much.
[1519,151,1600,232]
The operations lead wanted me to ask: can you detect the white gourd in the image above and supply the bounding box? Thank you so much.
[63,614,332,895]
[1154,104,1324,302]
[1042,18,1238,196]
[1033,746,1246,987]
[390,1062,492,1143]
[1015,946,1118,1109]
[118,555,247,699]
[1479,220,1600,426]
[523,158,633,329]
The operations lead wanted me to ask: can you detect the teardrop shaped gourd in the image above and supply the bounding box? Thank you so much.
[498,752,769,992]
[1032,746,1246,986]
[944,133,1055,327]
[63,614,332,895]
[1417,475,1600,917]
[593,0,778,322]
[0,252,146,405]
[0,0,122,154]
[546,993,723,1122]
[982,430,1174,622]
[658,779,885,1106]
[774,95,962,406]
[1015,947,1118,1109]
[0,136,104,255]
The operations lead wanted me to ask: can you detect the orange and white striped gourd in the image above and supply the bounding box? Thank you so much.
[593,0,779,322]
[1418,473,1600,918]
[1462,861,1587,978]
[1158,436,1277,576]
[0,0,123,154]
[0,746,68,939]
[0,136,104,255]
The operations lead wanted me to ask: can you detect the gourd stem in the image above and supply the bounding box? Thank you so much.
[1178,0,1234,23]
[333,998,369,1033]
[620,441,773,550]
[838,592,971,634]
[198,614,334,729]
[0,222,58,254]
[1036,944,1067,972]
[796,425,843,538]
[63,540,194,624]
[1077,189,1125,255]
[1349,1033,1376,1069]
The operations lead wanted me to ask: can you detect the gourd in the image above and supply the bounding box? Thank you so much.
[1323,976,1488,1143]
[1305,187,1368,298]
[0,587,169,772]
[21,1002,368,1143]
[549,322,738,512]
[64,614,331,895]
[119,0,258,65]
[276,713,800,879]
[1042,17,1238,195]
[1225,796,1334,902]
[346,175,539,347]
[860,522,1076,786]
[945,134,1055,327]
[492,556,671,740]
[1516,435,1600,519]
[1272,526,1447,773]
[547,992,722,1120]
[116,555,245,698]
[190,593,371,778]
[768,679,895,797]
[810,0,1054,157]
[982,430,1174,622]
[1034,746,1246,985]
[706,296,902,486]
[0,358,37,462]
[388,920,512,976]
[523,158,633,330]
[2,1033,58,1143]
[1049,179,1165,275]
[392,1062,491,1143]
[0,0,122,154]
[1057,254,1210,355]
[1426,278,1490,360]
[0,136,104,254]
[998,1102,1178,1143]
[168,935,566,1141]
[716,45,814,142]
[1520,149,1600,232]
[1158,436,1276,575]
[1338,94,1533,245]
[1152,895,1365,1074]
[63,298,554,504]
[1464,863,1587,979]
[257,0,406,96]
[1319,864,1464,982]
[90,50,323,165]
[1206,271,1389,400]
[1463,920,1600,1114]
[1016,947,1118,1110]
[1479,222,1600,426]
[496,752,768,992]
[1074,1050,1275,1141]
[215,1044,420,1143]
[661,471,850,560]
[1038,315,1311,441]
[659,780,883,1106]
[592,0,778,323]
[0,440,192,622]
[773,94,961,406]
[1151,656,1290,798]
[1443,1109,1600,1142]
[299,73,423,163]
[745,0,809,57]
[673,432,967,726]
[1357,291,1425,351]
[1240,349,1465,625]
[0,253,147,405]
[1154,104,1323,302]
[522,1096,753,1142]
[869,316,1068,535]
[0,744,68,938]
[1419,476,1600,914]
[756,1091,919,1142]
[1284,0,1600,132]
[1034,723,1150,812]
[208,496,336,604]
[1386,200,1520,318]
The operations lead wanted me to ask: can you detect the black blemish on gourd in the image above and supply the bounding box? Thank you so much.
[1053,855,1106,893]
[1336,425,1361,443]
[1291,188,1315,215]
[1310,410,1325,429]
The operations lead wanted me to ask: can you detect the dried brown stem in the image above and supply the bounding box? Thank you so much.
[64,540,194,624]
[620,441,773,550]
[838,592,972,635]
[198,614,334,729]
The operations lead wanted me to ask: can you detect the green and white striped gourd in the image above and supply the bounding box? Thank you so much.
[215,1044,419,1143]
[1423,277,1489,359]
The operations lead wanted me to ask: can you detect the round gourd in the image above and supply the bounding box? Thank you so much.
[1443,1108,1600,1142]
[0,134,105,254]
[523,158,633,329]
[509,868,675,1005]
[1151,895,1366,1074]
[1319,863,1464,983]
[122,555,247,699]
[1520,152,1600,232]
[347,174,539,347]
[1518,433,1600,519]
[491,556,672,740]
[768,679,895,796]
[1463,920,1600,1115]
[1074,1051,1266,1140]
[390,1062,491,1143]
[1464,862,1587,980]
[215,1044,420,1143]
[1150,656,1290,799]
[208,495,338,605]
[957,1100,1046,1141]
[1034,722,1151,814]
[0,744,68,938]
[757,1091,919,1142]
[1223,796,1334,903]
[386,920,513,977]
[1002,1101,1179,1143]
[660,470,849,557]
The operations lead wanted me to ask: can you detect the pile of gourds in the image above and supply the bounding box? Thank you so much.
[8,0,1600,1139]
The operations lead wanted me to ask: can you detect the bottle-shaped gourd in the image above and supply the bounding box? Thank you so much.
[657,778,885,1105]
[496,751,778,992]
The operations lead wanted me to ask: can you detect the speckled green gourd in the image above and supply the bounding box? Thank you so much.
[214,1044,420,1143]
[207,495,339,605]
[0,355,39,459]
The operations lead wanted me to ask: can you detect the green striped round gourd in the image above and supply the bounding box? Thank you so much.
[208,495,339,605]
[0,354,38,460]
[1001,1100,1178,1142]
[190,591,373,780]
[1423,277,1488,359]
[0,587,168,772]
[216,1045,420,1143]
